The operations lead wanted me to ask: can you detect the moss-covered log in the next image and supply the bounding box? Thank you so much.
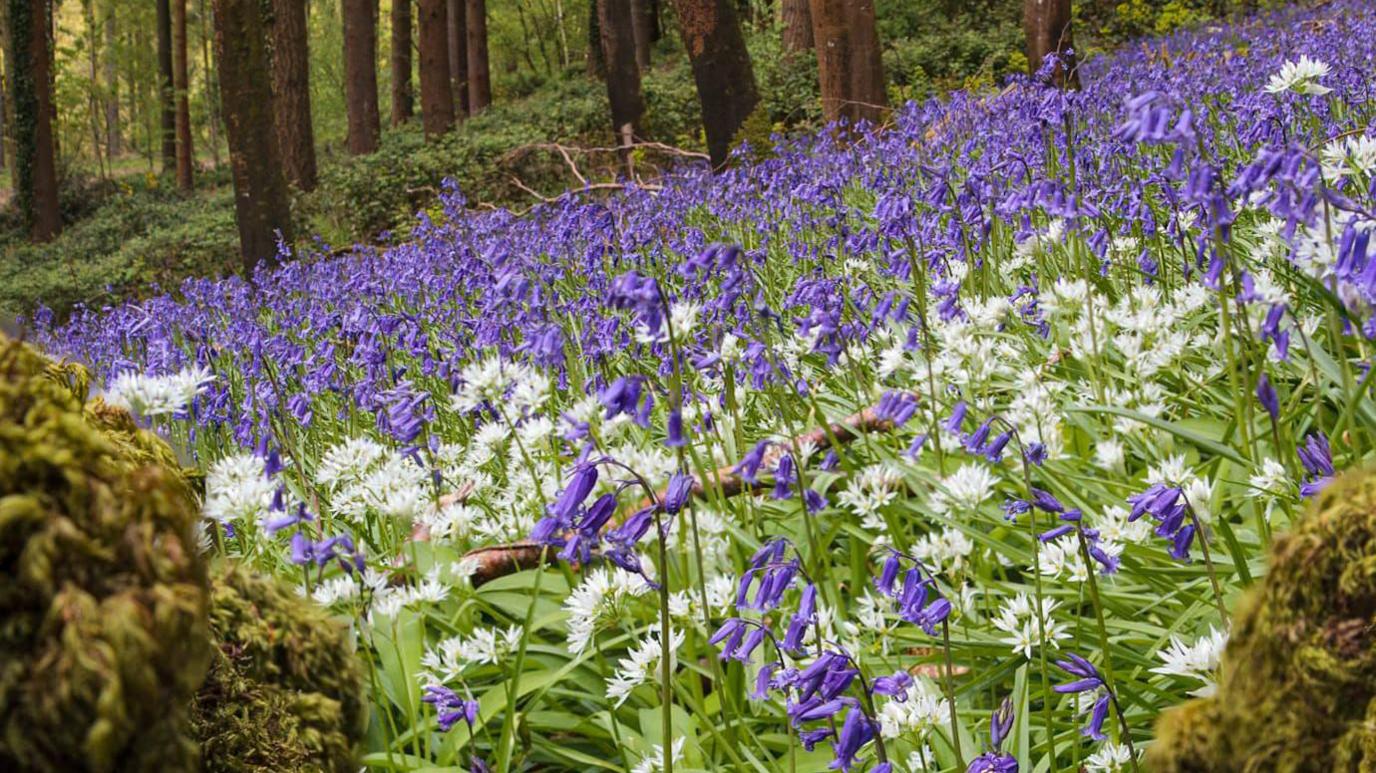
[192,563,367,773]
[1149,468,1376,771]
[0,336,209,771]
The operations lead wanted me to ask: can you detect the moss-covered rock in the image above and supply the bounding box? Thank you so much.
[1148,468,1376,771]
[192,563,367,773]
[0,336,210,772]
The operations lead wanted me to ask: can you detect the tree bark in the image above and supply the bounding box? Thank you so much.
[673,0,759,168]
[390,0,412,124]
[465,0,490,111]
[8,0,60,240]
[201,0,222,168]
[447,0,468,116]
[157,0,176,169]
[269,0,318,190]
[417,0,454,138]
[597,0,643,176]
[630,0,651,71]
[103,3,119,157]
[1023,0,1078,88]
[781,0,812,52]
[172,0,193,190]
[213,0,293,272]
[809,0,886,126]
[341,0,380,154]
[585,0,604,77]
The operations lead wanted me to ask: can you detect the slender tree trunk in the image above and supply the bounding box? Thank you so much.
[84,0,106,179]
[173,0,193,189]
[157,0,176,169]
[0,62,7,170]
[417,0,454,138]
[465,0,490,111]
[447,0,469,116]
[269,0,318,189]
[1023,0,1078,88]
[630,0,651,71]
[781,0,812,52]
[9,0,60,240]
[597,0,643,176]
[809,0,886,126]
[103,3,119,157]
[585,0,603,77]
[213,0,292,272]
[390,0,412,124]
[200,0,221,168]
[341,0,381,154]
[673,0,759,168]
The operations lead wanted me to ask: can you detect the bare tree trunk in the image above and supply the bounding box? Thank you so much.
[9,0,60,240]
[673,0,759,168]
[585,0,603,77]
[597,0,643,176]
[0,62,6,170]
[173,0,193,190]
[213,0,293,272]
[342,0,381,154]
[465,0,490,111]
[269,0,318,189]
[390,0,412,124]
[1023,0,1078,88]
[84,0,106,179]
[781,0,812,52]
[630,0,651,71]
[157,0,176,170]
[199,0,221,168]
[417,0,454,138]
[103,3,119,157]
[447,0,469,116]
[809,0,886,126]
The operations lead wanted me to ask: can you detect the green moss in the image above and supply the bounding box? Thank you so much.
[191,563,367,773]
[1148,468,1376,771]
[0,336,210,772]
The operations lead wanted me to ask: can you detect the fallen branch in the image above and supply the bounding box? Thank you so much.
[459,398,903,586]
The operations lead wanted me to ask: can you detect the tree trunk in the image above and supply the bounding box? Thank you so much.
[597,0,643,176]
[809,0,886,126]
[8,0,60,240]
[157,0,176,169]
[390,0,412,124]
[269,0,318,190]
[447,0,468,116]
[585,0,603,77]
[781,0,812,52]
[172,0,193,190]
[465,0,490,111]
[1023,0,1078,88]
[200,0,221,168]
[673,0,759,168]
[417,0,454,138]
[341,0,380,154]
[213,0,293,272]
[630,0,651,71]
[103,4,119,157]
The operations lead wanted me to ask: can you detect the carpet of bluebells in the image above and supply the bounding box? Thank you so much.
[32,2,1376,771]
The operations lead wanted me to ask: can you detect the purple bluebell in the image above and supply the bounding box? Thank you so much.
[871,671,913,698]
[943,400,969,434]
[423,685,480,732]
[663,471,695,514]
[1256,373,1280,421]
[735,440,772,484]
[773,454,796,500]
[1298,431,1335,497]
